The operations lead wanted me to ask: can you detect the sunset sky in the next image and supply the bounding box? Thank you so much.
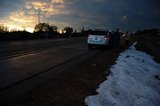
[0,0,160,32]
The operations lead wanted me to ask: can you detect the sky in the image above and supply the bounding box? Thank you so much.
[0,0,160,32]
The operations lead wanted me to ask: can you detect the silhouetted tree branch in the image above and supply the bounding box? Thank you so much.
[0,25,8,33]
[63,27,73,37]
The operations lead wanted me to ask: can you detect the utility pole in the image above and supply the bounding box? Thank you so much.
[38,10,40,24]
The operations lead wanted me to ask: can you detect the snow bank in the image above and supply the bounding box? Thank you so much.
[85,42,160,106]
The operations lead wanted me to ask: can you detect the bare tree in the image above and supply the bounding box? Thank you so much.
[51,25,58,32]
[34,23,50,32]
[63,27,73,37]
[0,25,8,33]
[34,23,58,33]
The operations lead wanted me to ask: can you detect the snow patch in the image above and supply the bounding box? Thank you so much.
[85,42,160,106]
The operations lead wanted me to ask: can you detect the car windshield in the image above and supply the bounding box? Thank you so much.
[89,31,108,35]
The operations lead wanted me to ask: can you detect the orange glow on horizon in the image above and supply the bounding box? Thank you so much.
[0,0,67,33]
[6,24,34,33]
[26,28,34,33]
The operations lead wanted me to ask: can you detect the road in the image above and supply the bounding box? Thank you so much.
[0,37,97,105]
[0,36,135,106]
[0,38,87,59]
[1,35,156,106]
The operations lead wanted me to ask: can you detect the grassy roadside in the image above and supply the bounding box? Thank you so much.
[135,35,160,63]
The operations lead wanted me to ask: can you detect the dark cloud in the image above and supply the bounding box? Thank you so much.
[0,0,160,30]
[56,0,160,30]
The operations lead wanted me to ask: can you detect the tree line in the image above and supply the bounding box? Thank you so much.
[0,23,90,41]
[135,28,158,36]
[1,23,158,42]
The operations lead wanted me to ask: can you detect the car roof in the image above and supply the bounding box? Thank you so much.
[89,31,109,35]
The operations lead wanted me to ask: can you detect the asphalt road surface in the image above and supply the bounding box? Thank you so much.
[0,38,88,59]
[0,35,141,105]
[0,37,98,105]
[0,37,90,89]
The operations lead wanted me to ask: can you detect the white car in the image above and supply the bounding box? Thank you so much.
[87,30,113,49]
